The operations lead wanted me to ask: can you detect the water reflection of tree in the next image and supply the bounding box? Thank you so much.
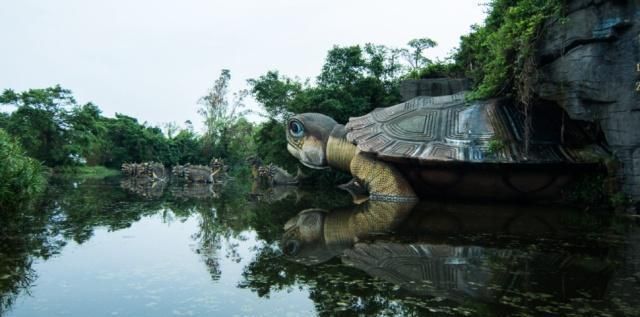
[2,174,344,313]
[46,177,164,244]
[163,180,256,281]
[0,177,164,313]
[0,235,38,313]
[239,245,468,316]
[178,180,351,276]
[0,205,66,313]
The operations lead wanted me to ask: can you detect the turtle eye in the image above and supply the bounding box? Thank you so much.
[283,240,300,255]
[289,120,304,138]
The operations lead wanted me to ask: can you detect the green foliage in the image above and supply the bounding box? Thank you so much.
[403,37,438,71]
[100,114,183,167]
[454,0,562,99]
[252,44,403,122]
[318,46,368,87]
[0,128,45,210]
[487,138,507,155]
[223,117,257,164]
[253,119,297,170]
[65,103,114,165]
[408,60,465,79]
[249,71,303,120]
[171,127,204,164]
[0,85,77,165]
[199,70,255,165]
[0,85,218,169]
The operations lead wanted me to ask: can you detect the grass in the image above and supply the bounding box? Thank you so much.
[54,165,120,179]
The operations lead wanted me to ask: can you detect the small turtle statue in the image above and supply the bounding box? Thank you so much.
[286,93,606,202]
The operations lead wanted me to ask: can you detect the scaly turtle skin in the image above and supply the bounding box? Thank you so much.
[286,93,605,201]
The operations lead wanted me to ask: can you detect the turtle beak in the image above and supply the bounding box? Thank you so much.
[287,143,329,170]
[300,160,329,170]
[284,215,299,231]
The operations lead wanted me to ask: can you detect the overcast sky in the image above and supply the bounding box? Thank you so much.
[0,0,486,132]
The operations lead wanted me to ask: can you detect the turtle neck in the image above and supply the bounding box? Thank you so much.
[326,124,357,172]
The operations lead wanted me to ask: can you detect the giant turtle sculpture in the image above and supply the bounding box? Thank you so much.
[286,93,606,201]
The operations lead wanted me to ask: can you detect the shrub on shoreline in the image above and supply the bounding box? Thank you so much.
[0,128,46,211]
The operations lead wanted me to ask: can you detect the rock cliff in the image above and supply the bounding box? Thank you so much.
[400,78,470,100]
[535,0,640,203]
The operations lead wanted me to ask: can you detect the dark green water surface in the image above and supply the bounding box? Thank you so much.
[1,176,639,316]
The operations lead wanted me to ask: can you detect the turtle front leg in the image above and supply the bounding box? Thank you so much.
[338,178,369,204]
[349,152,417,202]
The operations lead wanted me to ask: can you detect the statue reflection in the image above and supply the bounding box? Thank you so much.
[247,179,305,204]
[281,200,615,303]
[120,179,226,200]
[120,178,167,199]
[170,183,222,200]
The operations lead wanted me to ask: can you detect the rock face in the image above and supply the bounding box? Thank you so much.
[535,0,640,202]
[400,78,470,100]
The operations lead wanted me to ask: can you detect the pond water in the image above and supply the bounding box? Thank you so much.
[1,176,639,316]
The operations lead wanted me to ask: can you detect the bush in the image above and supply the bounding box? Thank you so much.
[454,0,562,100]
[410,62,465,79]
[0,128,46,210]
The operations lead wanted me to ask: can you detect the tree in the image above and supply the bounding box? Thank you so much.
[318,46,367,88]
[0,85,207,168]
[0,128,45,210]
[0,86,76,165]
[402,38,438,71]
[163,122,179,139]
[248,71,302,120]
[199,69,251,163]
[172,128,204,165]
[66,103,110,165]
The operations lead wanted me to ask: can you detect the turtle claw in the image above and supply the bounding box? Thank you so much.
[338,178,369,204]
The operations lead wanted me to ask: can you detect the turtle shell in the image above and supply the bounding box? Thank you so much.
[345,93,604,164]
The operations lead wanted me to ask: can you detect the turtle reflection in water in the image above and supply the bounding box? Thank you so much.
[286,93,606,201]
[281,201,614,305]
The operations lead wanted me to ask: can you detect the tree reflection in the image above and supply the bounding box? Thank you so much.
[0,176,187,313]
[0,201,66,312]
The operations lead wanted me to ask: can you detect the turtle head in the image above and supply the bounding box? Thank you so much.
[281,208,336,265]
[286,113,337,170]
